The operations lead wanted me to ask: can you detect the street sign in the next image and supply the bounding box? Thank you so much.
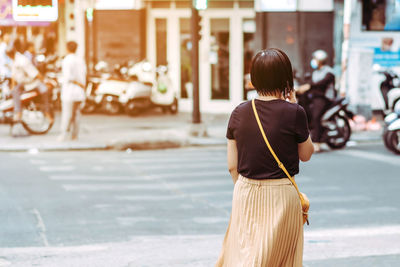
[255,0,333,12]
[193,0,207,10]
[12,0,58,21]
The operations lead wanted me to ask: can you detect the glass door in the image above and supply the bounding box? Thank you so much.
[180,18,192,99]
[210,18,230,100]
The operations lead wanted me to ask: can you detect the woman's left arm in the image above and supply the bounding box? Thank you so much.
[227,139,239,184]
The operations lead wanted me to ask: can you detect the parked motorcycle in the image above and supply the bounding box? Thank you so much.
[383,111,400,154]
[0,76,54,135]
[124,64,178,116]
[82,61,121,115]
[378,70,400,112]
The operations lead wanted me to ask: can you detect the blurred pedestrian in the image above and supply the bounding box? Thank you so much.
[216,49,314,267]
[6,45,52,122]
[58,41,86,141]
[23,42,36,66]
[297,50,335,152]
[0,32,11,79]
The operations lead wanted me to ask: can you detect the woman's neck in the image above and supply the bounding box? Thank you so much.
[257,94,284,101]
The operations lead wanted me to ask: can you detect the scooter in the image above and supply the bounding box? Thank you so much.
[297,88,353,149]
[124,63,178,116]
[84,61,125,115]
[378,70,400,112]
[319,98,354,149]
[383,111,400,154]
[0,76,54,135]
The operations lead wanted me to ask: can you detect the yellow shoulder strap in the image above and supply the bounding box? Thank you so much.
[251,99,303,198]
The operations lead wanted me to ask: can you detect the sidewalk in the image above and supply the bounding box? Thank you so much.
[0,110,383,152]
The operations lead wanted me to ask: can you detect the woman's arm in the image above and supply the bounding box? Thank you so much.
[298,136,314,162]
[227,139,239,184]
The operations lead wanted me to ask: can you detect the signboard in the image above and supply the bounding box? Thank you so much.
[12,0,58,21]
[255,0,297,12]
[373,47,400,67]
[0,0,50,25]
[255,0,333,12]
[95,0,136,10]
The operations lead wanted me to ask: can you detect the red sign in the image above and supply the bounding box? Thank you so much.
[0,0,50,25]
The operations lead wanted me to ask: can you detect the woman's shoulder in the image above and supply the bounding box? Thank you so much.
[231,100,251,114]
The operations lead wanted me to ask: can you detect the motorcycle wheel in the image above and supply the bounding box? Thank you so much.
[383,128,395,152]
[169,98,178,114]
[393,97,400,113]
[103,101,120,115]
[82,101,97,114]
[20,101,54,135]
[387,130,400,154]
[326,115,351,149]
[125,100,141,116]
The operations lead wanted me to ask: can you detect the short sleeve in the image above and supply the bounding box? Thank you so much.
[226,107,239,140]
[295,105,310,143]
[23,56,39,80]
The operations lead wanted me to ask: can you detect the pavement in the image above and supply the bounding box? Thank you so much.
[0,109,384,152]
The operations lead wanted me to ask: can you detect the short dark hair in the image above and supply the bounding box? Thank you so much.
[67,41,78,53]
[250,48,294,96]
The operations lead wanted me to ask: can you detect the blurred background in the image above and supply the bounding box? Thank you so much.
[0,1,400,266]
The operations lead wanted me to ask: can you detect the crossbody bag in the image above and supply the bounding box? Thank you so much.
[251,99,310,225]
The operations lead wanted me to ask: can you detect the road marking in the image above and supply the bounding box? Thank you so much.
[50,175,135,181]
[39,165,76,172]
[116,195,187,201]
[145,171,229,180]
[312,206,398,215]
[190,191,233,197]
[62,184,169,192]
[305,224,400,238]
[31,209,49,247]
[336,149,400,166]
[192,217,228,224]
[62,180,230,192]
[0,259,11,266]
[29,159,47,165]
[117,217,157,226]
[212,202,232,209]
[310,195,371,203]
[122,157,225,165]
[144,162,227,170]
[302,186,341,192]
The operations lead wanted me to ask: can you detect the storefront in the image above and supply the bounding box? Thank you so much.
[147,1,256,113]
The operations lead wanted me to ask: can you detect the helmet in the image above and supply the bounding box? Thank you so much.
[312,50,328,63]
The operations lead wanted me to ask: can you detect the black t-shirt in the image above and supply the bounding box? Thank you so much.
[226,99,309,179]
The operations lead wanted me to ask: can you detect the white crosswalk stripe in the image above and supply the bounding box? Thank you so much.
[336,149,400,166]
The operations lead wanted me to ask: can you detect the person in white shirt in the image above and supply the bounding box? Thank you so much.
[0,32,12,78]
[58,41,86,141]
[0,32,12,99]
[6,45,51,122]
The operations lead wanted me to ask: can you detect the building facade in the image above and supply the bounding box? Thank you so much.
[69,0,341,114]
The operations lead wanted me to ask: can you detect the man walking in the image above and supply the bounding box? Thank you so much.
[58,41,86,141]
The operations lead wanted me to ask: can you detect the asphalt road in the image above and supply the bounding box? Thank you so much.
[0,143,399,266]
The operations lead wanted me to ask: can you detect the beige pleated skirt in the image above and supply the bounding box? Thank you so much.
[216,175,303,267]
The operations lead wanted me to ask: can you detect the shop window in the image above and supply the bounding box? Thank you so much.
[156,18,167,66]
[175,0,191,8]
[243,19,255,100]
[239,0,254,8]
[150,1,171,8]
[210,18,230,100]
[362,0,400,31]
[180,18,192,99]
[208,0,234,8]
